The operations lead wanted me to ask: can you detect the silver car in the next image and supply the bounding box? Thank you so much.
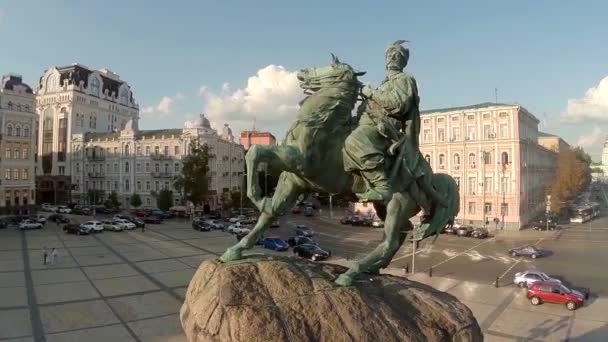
[513,270,561,288]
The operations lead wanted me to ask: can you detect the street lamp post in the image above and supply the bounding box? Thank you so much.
[329,193,333,219]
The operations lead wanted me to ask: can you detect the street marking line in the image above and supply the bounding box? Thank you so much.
[496,237,544,283]
[429,237,496,269]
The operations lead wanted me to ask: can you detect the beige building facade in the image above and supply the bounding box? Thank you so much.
[0,75,37,213]
[70,115,244,209]
[35,64,139,204]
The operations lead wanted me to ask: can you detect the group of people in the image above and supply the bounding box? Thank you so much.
[43,246,60,265]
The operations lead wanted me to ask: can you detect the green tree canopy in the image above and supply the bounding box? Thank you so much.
[130,193,142,208]
[87,189,105,205]
[105,191,120,209]
[157,189,174,211]
[173,142,210,206]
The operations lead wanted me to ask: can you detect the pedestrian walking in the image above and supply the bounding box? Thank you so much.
[51,248,59,265]
[43,246,48,265]
[141,224,145,232]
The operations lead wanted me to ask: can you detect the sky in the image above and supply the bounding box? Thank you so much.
[1,1,608,159]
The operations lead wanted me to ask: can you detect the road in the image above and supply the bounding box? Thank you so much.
[276,211,608,297]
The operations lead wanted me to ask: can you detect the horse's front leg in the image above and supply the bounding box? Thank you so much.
[220,173,304,262]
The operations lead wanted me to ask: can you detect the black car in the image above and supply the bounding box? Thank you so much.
[295,225,314,237]
[509,245,544,259]
[340,215,363,225]
[48,214,70,224]
[456,225,474,237]
[471,227,489,239]
[63,223,90,235]
[192,219,211,231]
[72,207,91,215]
[143,216,162,224]
[287,236,317,247]
[293,244,331,261]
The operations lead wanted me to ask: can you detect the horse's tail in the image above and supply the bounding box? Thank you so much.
[414,173,460,241]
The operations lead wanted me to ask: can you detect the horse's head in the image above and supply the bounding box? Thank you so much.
[297,54,366,95]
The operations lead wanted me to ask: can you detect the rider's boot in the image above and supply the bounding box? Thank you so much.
[356,167,392,203]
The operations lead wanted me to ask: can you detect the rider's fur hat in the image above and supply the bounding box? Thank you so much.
[385,40,409,69]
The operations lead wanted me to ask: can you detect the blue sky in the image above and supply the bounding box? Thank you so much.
[2,1,607,158]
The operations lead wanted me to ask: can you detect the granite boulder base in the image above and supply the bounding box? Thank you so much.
[180,256,483,342]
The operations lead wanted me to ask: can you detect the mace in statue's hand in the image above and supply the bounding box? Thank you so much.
[360,85,374,99]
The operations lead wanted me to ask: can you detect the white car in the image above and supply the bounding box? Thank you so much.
[19,220,43,230]
[57,206,72,214]
[227,223,251,234]
[80,221,104,233]
[34,215,47,224]
[101,220,124,232]
[513,270,562,288]
[113,219,135,230]
[229,215,247,223]
[41,204,58,212]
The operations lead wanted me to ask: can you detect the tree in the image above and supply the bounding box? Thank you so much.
[173,142,209,206]
[105,191,121,209]
[87,189,105,205]
[157,189,174,211]
[546,148,591,213]
[130,193,142,208]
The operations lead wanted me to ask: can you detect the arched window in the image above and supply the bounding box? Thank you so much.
[15,125,21,137]
[7,101,13,110]
[6,124,13,136]
[454,153,461,165]
[124,144,130,156]
[120,88,129,104]
[424,154,431,163]
[439,154,445,166]
[468,153,476,165]
[501,152,509,165]
[125,179,130,192]
[46,76,58,92]
[23,126,30,137]
[89,77,100,96]
[125,162,130,173]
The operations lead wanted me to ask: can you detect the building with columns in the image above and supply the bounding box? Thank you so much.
[0,75,38,213]
[70,115,244,209]
[35,63,139,204]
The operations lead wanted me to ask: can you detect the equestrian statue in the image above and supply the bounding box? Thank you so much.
[220,41,460,286]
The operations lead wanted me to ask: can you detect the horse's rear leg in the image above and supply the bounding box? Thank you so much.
[335,193,415,286]
[220,173,304,262]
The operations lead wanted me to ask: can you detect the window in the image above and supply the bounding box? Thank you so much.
[482,113,491,119]
[437,117,444,123]
[164,163,169,173]
[467,114,475,120]
[454,153,461,165]
[106,164,110,173]
[423,129,431,142]
[46,76,58,92]
[454,176,460,189]
[14,149,20,159]
[500,176,510,193]
[146,181,151,191]
[90,77,100,96]
[500,123,508,138]
[482,152,492,165]
[136,163,141,172]
[5,169,10,180]
[451,116,459,121]
[155,181,159,191]
[424,154,431,163]
[155,163,160,172]
[164,146,169,155]
[438,128,445,142]
[483,124,492,139]
[114,163,118,172]
[146,198,151,205]
[13,169,19,180]
[439,154,445,166]
[15,125,21,137]
[154,146,160,155]
[501,203,509,216]
[21,169,28,180]
[498,111,508,118]
[6,124,12,136]
[484,202,492,215]
[484,177,493,192]
[174,163,180,172]
[468,153,476,166]
[452,127,460,141]
[5,148,10,159]
[501,152,509,165]
[136,146,141,156]
[164,181,169,190]
[174,146,180,155]
[23,126,30,137]
[124,144,130,156]
[120,88,129,104]
[58,166,65,175]
[23,148,28,159]
[466,126,476,140]
[145,146,150,156]
[125,180,130,192]
[125,162,130,173]
[113,147,118,156]
[145,163,150,172]
[137,181,142,191]
[468,177,476,195]
[114,181,119,191]
[76,163,80,173]
[468,202,476,214]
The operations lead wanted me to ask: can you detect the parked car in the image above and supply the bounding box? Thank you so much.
[132,209,149,217]
[340,215,362,225]
[101,220,124,232]
[532,220,558,231]
[291,207,302,214]
[113,219,136,230]
[63,223,89,235]
[371,220,384,228]
[295,225,314,237]
[527,281,585,311]
[287,236,317,247]
[72,207,91,215]
[471,227,489,239]
[513,270,561,288]
[114,215,145,228]
[227,223,251,234]
[19,220,43,230]
[229,215,246,223]
[80,221,105,233]
[41,203,58,212]
[205,219,224,230]
[143,216,162,224]
[509,245,545,259]
[270,221,280,228]
[48,214,70,224]
[304,206,314,217]
[293,244,331,261]
[33,215,47,225]
[192,219,211,231]
[443,224,456,234]
[456,225,474,237]
[149,209,170,218]
[262,238,289,251]
[57,205,72,214]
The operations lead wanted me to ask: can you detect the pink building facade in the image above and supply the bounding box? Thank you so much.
[239,131,276,150]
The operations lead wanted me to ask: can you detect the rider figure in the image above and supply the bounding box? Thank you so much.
[343,40,420,203]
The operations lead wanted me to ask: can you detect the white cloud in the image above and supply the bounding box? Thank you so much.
[561,76,608,122]
[201,65,302,137]
[576,126,605,159]
[141,93,183,117]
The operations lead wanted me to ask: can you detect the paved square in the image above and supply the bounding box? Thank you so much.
[107,291,182,322]
[35,280,100,304]
[0,286,28,307]
[92,275,160,296]
[39,300,119,333]
[0,308,32,339]
[45,324,135,342]
[83,263,141,280]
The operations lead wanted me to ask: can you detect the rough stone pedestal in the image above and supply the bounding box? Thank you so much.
[180,256,483,342]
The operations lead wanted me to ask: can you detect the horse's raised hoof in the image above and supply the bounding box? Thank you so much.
[335,273,355,287]
[220,247,243,262]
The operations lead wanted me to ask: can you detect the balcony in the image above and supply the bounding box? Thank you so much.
[150,153,171,160]
[151,172,173,178]
[87,172,104,178]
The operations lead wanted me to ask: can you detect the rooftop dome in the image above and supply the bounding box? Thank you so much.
[1,74,33,94]
[184,113,211,129]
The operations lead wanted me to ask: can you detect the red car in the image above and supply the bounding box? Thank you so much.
[527,281,585,311]
[132,210,149,217]
[291,207,301,214]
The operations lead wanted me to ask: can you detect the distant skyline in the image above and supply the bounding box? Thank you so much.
[1,1,607,159]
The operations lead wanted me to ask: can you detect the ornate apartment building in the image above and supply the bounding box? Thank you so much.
[419,102,561,229]
[35,64,139,203]
[0,75,38,213]
[70,115,244,209]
